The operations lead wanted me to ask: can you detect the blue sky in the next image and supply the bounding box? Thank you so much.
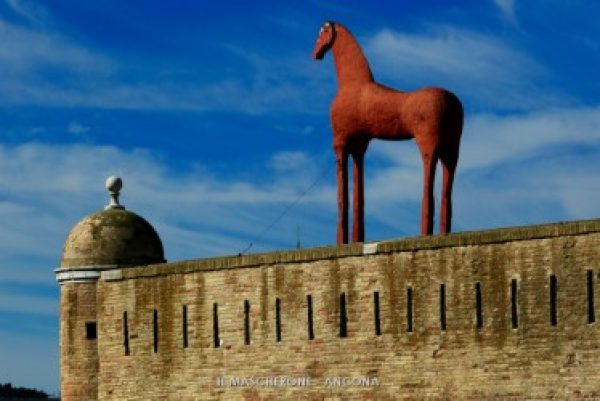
[0,0,599,395]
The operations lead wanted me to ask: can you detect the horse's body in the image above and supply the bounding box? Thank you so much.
[313,22,463,244]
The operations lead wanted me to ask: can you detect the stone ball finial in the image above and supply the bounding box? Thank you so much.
[105,175,125,210]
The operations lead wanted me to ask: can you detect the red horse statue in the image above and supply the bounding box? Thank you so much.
[312,21,463,244]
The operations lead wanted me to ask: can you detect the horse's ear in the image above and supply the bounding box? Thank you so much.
[322,21,336,39]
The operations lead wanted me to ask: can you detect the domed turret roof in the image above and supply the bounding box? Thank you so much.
[59,176,165,269]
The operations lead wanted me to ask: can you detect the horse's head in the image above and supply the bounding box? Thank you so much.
[312,21,336,60]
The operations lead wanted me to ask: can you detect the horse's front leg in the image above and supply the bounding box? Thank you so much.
[335,147,349,244]
[420,152,438,235]
[352,152,365,243]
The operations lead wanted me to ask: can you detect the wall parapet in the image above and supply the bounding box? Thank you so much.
[113,218,600,280]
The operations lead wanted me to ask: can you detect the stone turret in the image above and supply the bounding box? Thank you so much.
[55,177,165,401]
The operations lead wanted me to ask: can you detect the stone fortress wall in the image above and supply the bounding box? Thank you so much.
[60,218,600,400]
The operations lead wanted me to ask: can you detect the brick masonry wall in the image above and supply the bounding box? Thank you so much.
[60,282,98,400]
[87,220,599,400]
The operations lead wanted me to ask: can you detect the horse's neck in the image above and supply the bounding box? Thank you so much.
[332,26,374,87]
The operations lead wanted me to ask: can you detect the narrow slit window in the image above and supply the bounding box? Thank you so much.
[440,283,446,331]
[153,309,158,353]
[511,279,518,329]
[475,282,483,329]
[406,287,413,333]
[182,305,188,348]
[213,303,220,348]
[307,294,315,340]
[550,274,557,326]
[275,298,282,342]
[85,321,97,340]
[339,292,347,338]
[373,291,381,336]
[123,312,129,356]
[588,270,596,324]
[244,300,250,345]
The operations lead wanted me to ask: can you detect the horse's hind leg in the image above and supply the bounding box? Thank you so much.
[440,151,458,234]
[351,146,367,243]
[335,146,349,244]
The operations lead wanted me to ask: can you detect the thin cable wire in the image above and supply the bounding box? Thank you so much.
[238,158,333,255]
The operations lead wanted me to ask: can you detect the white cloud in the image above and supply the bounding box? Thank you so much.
[274,124,318,136]
[29,126,45,134]
[363,26,564,110]
[6,0,49,25]
[493,0,517,21]
[0,143,337,289]
[269,151,313,173]
[0,16,114,77]
[67,121,90,135]
[0,52,330,115]
[302,125,315,135]
[459,106,600,169]
[0,14,332,114]
[360,105,600,234]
